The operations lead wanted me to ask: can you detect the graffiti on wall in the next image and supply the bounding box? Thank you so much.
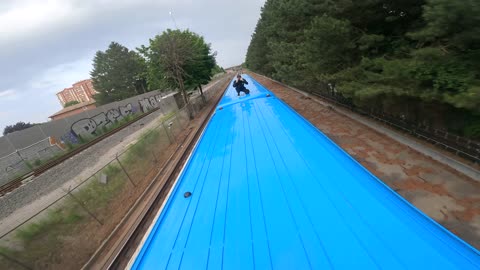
[139,94,163,113]
[61,131,80,145]
[71,103,134,138]
[61,93,166,144]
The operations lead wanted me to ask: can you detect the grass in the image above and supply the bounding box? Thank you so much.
[0,246,13,255]
[75,164,126,209]
[3,152,62,185]
[14,164,126,243]
[15,206,83,243]
[33,159,42,167]
[160,111,176,124]
[0,163,128,267]
[24,161,33,170]
[121,129,162,173]
[0,110,184,267]
[121,111,178,165]
[117,112,180,182]
[31,152,64,168]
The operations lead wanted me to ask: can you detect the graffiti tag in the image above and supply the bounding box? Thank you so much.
[71,103,133,137]
[139,94,163,113]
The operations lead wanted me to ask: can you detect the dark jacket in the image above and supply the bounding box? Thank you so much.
[233,78,248,91]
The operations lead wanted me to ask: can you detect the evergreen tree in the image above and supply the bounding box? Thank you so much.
[246,0,480,138]
[3,122,35,135]
[90,42,147,105]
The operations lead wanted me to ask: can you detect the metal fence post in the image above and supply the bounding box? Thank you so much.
[15,150,30,171]
[158,100,165,115]
[179,108,189,129]
[162,121,173,144]
[116,154,137,187]
[151,148,158,163]
[66,190,103,226]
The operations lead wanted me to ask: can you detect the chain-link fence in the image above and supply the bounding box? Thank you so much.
[0,139,65,186]
[0,76,229,270]
[308,89,480,164]
[0,90,180,188]
[253,72,480,165]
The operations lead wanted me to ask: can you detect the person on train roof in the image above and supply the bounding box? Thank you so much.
[233,74,250,96]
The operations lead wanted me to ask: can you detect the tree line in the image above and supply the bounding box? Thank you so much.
[90,29,222,107]
[3,122,36,136]
[2,29,221,136]
[245,0,480,139]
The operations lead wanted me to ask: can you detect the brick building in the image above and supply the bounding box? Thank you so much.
[49,100,97,121]
[56,79,97,107]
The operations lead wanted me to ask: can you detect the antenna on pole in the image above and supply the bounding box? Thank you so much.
[169,11,178,29]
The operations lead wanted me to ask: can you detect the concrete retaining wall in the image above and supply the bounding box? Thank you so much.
[1,90,177,152]
[0,90,179,184]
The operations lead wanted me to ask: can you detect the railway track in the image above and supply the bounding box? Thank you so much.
[83,75,232,269]
[0,107,160,197]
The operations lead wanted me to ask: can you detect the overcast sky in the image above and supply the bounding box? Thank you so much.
[0,0,265,132]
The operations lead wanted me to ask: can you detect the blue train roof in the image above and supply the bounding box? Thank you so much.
[131,74,480,269]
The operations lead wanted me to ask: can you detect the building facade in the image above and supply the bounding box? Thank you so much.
[49,100,97,121]
[56,79,97,107]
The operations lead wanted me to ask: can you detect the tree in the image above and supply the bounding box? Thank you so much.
[3,122,35,135]
[299,15,355,84]
[90,42,147,105]
[182,32,217,102]
[245,0,276,75]
[140,29,217,113]
[246,0,480,138]
[211,64,224,76]
[64,101,80,108]
[409,0,480,51]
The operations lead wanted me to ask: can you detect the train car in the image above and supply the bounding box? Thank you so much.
[129,75,480,269]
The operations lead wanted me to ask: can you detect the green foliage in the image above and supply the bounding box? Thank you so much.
[77,164,126,209]
[91,42,147,105]
[211,64,224,76]
[16,206,83,243]
[64,100,80,107]
[139,29,217,93]
[13,163,125,245]
[464,120,480,139]
[246,0,480,138]
[301,15,355,75]
[3,121,35,135]
[408,0,480,51]
[245,1,269,72]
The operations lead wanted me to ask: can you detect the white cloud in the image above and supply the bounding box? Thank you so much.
[30,58,92,94]
[0,0,266,132]
[0,0,191,43]
[0,0,76,43]
[0,89,16,98]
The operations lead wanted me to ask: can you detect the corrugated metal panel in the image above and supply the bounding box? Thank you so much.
[131,75,480,270]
